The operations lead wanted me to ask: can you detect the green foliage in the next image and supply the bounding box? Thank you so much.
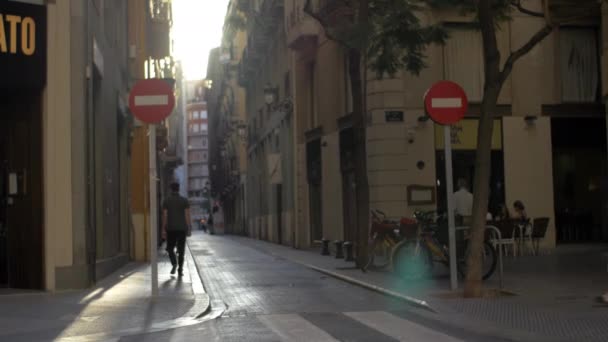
[366,0,448,76]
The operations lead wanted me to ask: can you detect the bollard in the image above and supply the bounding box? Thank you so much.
[334,241,344,259]
[321,239,330,255]
[343,241,354,261]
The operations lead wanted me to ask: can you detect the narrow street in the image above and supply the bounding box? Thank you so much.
[122,232,512,342]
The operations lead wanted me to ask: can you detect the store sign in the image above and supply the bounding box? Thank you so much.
[0,1,46,88]
[435,119,503,150]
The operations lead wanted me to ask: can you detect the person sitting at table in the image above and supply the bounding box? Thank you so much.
[512,200,528,223]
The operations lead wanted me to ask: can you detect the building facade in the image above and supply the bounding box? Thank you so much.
[0,0,137,291]
[207,2,250,236]
[209,0,607,253]
[185,81,211,224]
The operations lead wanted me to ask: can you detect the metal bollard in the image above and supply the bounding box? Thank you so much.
[343,241,354,261]
[321,239,330,255]
[334,241,344,259]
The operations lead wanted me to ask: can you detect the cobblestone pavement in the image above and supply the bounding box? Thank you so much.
[123,232,519,342]
[221,236,608,342]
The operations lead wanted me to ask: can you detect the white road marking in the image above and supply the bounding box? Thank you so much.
[345,311,464,342]
[431,98,462,108]
[134,95,169,106]
[258,314,339,342]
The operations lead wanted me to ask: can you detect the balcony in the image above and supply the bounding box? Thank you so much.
[147,0,172,59]
[286,0,319,51]
[309,0,354,27]
[238,0,284,85]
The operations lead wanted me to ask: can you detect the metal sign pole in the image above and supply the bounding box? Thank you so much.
[444,125,458,291]
[149,124,159,297]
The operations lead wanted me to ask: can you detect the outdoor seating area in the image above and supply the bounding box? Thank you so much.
[489,218,550,257]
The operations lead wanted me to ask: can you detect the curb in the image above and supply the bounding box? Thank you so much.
[302,263,437,313]
[231,236,437,313]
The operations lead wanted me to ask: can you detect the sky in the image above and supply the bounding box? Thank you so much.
[172,0,231,81]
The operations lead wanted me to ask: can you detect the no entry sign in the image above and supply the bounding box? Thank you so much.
[424,81,468,125]
[129,79,175,124]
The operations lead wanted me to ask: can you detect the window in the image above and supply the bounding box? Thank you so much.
[193,124,200,133]
[444,27,484,102]
[194,111,200,119]
[202,137,208,147]
[201,123,208,132]
[560,28,599,102]
[202,152,208,162]
[201,111,208,119]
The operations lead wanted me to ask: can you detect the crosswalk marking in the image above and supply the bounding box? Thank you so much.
[345,311,464,342]
[258,314,340,342]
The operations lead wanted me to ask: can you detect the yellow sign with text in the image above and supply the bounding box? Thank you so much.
[0,13,36,56]
[435,119,502,150]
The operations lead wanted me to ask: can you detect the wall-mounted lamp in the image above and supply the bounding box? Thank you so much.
[417,115,430,123]
[264,83,278,105]
[524,115,537,126]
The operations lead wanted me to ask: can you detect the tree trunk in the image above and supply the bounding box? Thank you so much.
[463,0,502,298]
[352,0,370,268]
[349,47,370,267]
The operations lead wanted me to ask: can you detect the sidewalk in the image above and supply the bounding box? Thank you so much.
[231,236,608,342]
[0,243,210,342]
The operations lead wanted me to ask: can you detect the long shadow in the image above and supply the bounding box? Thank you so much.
[0,259,195,342]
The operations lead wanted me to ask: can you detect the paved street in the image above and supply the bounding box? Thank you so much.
[122,232,514,342]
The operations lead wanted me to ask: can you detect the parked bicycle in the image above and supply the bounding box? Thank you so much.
[364,209,416,271]
[364,209,498,281]
[392,211,497,280]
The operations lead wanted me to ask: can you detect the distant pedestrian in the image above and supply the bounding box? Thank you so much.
[454,178,473,226]
[162,182,191,277]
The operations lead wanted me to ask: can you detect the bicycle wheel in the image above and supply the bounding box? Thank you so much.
[392,241,433,280]
[457,240,497,280]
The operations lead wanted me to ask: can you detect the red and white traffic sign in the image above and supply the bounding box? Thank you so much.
[129,79,176,124]
[424,81,468,125]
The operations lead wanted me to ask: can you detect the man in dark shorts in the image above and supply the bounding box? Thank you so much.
[162,182,191,277]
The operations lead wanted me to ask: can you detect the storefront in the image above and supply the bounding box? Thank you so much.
[0,1,46,289]
[434,119,505,217]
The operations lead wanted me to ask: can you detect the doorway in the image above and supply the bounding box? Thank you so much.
[0,91,44,289]
[435,150,506,217]
[551,117,608,243]
[307,139,323,242]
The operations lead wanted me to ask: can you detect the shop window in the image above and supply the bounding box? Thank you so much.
[444,27,484,102]
[559,27,599,103]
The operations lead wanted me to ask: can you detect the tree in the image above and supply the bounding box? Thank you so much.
[304,0,446,267]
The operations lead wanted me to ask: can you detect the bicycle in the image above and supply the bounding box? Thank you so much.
[363,209,417,271]
[392,211,498,280]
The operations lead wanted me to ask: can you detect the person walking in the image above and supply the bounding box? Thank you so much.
[162,182,191,277]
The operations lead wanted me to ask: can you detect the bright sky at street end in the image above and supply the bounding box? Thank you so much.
[172,0,230,81]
